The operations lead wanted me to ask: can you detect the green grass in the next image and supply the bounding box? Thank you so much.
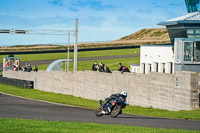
[0,84,98,109]
[0,83,200,120]
[0,48,140,63]
[38,57,140,71]
[0,118,198,133]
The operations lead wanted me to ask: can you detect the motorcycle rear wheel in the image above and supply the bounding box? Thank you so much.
[111,105,122,118]
[95,107,103,117]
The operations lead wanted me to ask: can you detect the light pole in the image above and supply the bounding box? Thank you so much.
[73,19,78,72]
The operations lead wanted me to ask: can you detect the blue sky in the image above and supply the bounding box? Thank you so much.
[0,0,187,46]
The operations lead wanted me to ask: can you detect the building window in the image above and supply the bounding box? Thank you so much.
[196,29,200,34]
[196,29,200,38]
[193,41,200,62]
[184,42,193,61]
[187,29,195,38]
[187,29,200,38]
[187,29,194,34]
[183,41,200,62]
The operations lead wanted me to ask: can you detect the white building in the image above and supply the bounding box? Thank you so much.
[140,45,174,74]
[131,38,200,74]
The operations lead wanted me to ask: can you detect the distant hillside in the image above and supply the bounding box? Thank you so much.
[113,28,170,45]
[118,28,169,40]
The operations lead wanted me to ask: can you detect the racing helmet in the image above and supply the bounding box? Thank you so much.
[121,91,128,97]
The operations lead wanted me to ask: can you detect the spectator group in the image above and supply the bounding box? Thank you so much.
[5,59,38,72]
[92,61,130,74]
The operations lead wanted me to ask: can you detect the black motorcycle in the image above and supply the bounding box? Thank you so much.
[95,96,127,118]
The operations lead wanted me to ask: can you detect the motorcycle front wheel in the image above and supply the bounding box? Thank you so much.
[111,105,122,118]
[95,107,103,117]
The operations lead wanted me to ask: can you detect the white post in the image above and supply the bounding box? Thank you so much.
[165,62,170,73]
[73,19,78,72]
[3,57,6,71]
[158,63,162,73]
[151,62,156,72]
[140,63,145,74]
[66,30,70,72]
[65,61,66,72]
[68,30,70,45]
[145,63,149,74]
[158,63,165,73]
[67,46,70,72]
[61,62,63,71]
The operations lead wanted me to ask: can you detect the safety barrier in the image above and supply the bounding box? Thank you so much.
[0,77,33,89]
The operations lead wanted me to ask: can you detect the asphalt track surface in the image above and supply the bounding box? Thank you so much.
[0,93,200,131]
[0,54,139,71]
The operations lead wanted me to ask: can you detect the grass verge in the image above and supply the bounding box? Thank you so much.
[0,118,198,133]
[0,48,140,63]
[0,83,200,120]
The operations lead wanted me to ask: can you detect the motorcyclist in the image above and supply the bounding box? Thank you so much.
[102,91,128,114]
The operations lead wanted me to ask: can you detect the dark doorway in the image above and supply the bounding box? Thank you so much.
[170,62,173,74]
[143,63,145,74]
[156,63,158,72]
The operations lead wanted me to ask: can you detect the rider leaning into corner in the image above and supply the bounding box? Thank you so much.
[102,91,128,115]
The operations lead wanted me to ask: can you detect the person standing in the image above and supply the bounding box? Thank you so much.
[5,60,9,67]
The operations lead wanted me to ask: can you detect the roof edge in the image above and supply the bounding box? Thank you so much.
[158,20,200,26]
[158,12,200,26]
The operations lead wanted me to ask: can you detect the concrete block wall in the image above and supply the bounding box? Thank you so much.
[3,70,35,81]
[62,72,74,95]
[174,71,192,110]
[190,73,200,109]
[97,72,113,100]
[129,73,150,107]
[2,70,200,111]
[150,72,191,110]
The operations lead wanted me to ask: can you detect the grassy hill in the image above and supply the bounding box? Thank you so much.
[0,28,171,52]
[113,28,170,45]
[119,28,169,40]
